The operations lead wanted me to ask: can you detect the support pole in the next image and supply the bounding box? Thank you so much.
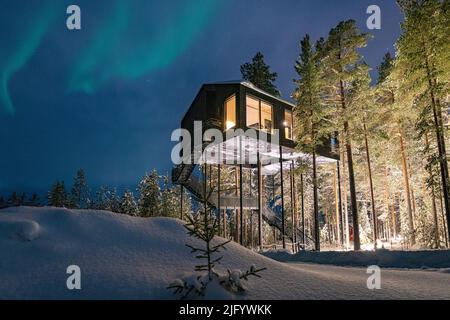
[239,136,244,246]
[218,163,221,236]
[292,160,298,252]
[203,164,207,219]
[180,185,184,221]
[312,151,320,251]
[337,161,344,246]
[279,144,286,249]
[290,161,295,252]
[239,163,244,245]
[257,151,263,250]
[301,173,305,249]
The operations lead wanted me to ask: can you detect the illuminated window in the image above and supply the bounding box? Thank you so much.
[284,109,293,140]
[246,95,273,133]
[225,95,236,130]
[261,101,273,133]
[246,95,260,130]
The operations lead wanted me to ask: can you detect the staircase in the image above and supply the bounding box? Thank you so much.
[172,162,315,250]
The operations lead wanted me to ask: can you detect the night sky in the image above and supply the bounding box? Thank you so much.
[0,0,403,194]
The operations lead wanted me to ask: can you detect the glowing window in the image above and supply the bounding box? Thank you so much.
[225,95,236,130]
[246,96,260,130]
[261,101,273,133]
[284,109,293,140]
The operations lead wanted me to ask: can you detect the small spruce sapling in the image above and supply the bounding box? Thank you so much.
[168,191,266,299]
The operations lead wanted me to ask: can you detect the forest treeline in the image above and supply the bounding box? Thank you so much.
[242,0,449,250]
[0,169,192,219]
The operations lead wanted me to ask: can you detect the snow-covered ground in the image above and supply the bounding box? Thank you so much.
[1,207,449,300]
[263,249,450,269]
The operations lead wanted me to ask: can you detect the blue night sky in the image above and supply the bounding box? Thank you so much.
[0,0,403,194]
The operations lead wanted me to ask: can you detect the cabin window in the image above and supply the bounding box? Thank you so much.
[225,95,236,130]
[246,95,260,130]
[261,101,273,133]
[284,109,293,140]
[246,95,273,133]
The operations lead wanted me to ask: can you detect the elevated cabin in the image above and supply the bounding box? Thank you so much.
[180,80,338,166]
[173,81,340,251]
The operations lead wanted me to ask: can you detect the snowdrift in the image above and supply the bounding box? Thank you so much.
[1,207,449,300]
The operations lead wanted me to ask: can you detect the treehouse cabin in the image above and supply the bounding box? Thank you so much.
[172,81,339,251]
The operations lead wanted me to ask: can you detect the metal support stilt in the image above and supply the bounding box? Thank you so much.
[289,161,296,252]
[218,163,221,236]
[301,173,305,250]
[239,137,244,246]
[337,161,344,246]
[279,144,286,249]
[257,151,263,250]
[180,185,184,221]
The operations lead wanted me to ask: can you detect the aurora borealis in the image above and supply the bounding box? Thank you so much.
[0,0,218,112]
[69,0,218,94]
[0,0,403,192]
[0,1,60,115]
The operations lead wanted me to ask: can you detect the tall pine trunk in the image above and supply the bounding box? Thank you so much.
[340,137,350,249]
[333,167,341,245]
[384,167,392,240]
[363,121,377,249]
[312,150,320,251]
[438,188,449,248]
[340,79,360,250]
[398,124,415,245]
[425,133,440,248]
[422,34,450,243]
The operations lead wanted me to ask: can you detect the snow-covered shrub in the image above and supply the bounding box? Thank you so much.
[168,190,265,299]
[168,265,265,300]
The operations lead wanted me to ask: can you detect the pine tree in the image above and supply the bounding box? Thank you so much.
[19,193,26,206]
[396,0,450,241]
[48,181,69,207]
[376,51,418,246]
[27,193,41,207]
[160,175,179,218]
[94,186,108,210]
[0,196,6,209]
[137,170,161,217]
[293,34,332,251]
[71,169,89,209]
[120,190,138,216]
[179,185,193,221]
[240,52,281,97]
[7,192,20,207]
[319,20,371,250]
[95,186,120,212]
[347,68,381,249]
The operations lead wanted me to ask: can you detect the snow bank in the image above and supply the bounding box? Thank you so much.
[0,217,41,241]
[263,249,450,269]
[1,207,449,300]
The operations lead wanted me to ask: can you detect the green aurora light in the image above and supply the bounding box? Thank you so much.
[69,0,220,93]
[0,0,220,114]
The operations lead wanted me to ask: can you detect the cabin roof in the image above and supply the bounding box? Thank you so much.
[181,80,296,125]
[208,80,296,108]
